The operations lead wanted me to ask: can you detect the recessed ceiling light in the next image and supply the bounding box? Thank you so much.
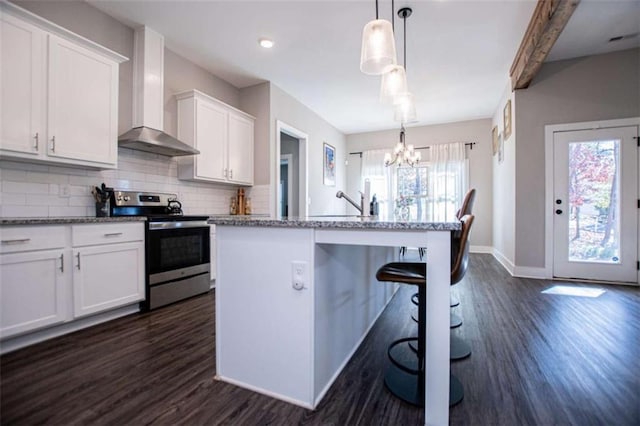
[259,38,274,49]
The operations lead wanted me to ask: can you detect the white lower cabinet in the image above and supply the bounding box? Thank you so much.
[0,222,145,341]
[0,249,68,339]
[72,242,144,318]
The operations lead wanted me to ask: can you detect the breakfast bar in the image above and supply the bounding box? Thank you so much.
[209,215,461,426]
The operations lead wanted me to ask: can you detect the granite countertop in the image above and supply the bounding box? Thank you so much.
[0,216,147,225]
[208,215,461,231]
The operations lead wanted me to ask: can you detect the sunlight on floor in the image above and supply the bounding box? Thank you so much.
[541,285,606,298]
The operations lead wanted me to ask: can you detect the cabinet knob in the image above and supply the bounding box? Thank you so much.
[555,209,563,215]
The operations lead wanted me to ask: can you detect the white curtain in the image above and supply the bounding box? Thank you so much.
[362,149,394,217]
[426,142,468,221]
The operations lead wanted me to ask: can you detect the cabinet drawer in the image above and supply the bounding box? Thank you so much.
[0,226,66,254]
[72,222,144,247]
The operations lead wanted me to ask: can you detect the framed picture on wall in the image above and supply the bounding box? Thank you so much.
[503,99,512,140]
[492,125,499,156]
[323,142,336,186]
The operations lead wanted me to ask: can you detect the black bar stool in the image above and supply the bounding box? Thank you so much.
[376,214,474,407]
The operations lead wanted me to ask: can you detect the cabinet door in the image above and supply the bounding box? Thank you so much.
[47,35,118,167]
[228,112,254,185]
[72,242,144,318]
[195,99,227,181]
[0,14,45,157]
[0,250,67,338]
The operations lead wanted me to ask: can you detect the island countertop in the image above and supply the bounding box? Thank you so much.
[208,215,461,230]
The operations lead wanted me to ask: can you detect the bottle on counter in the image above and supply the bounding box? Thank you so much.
[370,194,379,216]
[245,197,252,215]
[237,188,245,215]
[230,196,237,215]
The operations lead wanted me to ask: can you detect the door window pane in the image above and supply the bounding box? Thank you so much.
[568,139,620,263]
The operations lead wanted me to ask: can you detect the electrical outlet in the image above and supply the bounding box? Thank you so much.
[60,184,71,198]
[291,261,308,290]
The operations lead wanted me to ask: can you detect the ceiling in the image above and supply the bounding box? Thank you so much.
[89,0,639,135]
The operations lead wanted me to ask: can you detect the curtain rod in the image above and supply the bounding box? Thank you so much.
[349,141,477,156]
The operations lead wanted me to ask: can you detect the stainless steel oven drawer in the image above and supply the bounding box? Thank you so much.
[148,269,210,310]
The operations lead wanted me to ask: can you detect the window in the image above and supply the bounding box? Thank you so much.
[396,165,429,220]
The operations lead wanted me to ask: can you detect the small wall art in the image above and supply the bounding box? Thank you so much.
[503,99,512,140]
[492,125,499,156]
[323,142,336,186]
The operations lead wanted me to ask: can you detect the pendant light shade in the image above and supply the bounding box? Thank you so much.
[394,92,417,123]
[360,18,397,75]
[380,65,408,103]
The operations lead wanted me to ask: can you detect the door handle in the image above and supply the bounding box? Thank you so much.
[555,209,563,215]
[1,238,31,244]
[229,169,233,179]
[51,136,56,152]
[60,253,64,273]
[76,252,81,270]
[34,133,39,150]
[104,232,123,237]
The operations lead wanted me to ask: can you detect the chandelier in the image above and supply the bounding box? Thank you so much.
[384,125,421,167]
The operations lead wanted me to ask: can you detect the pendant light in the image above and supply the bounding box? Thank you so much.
[380,0,408,103]
[384,125,421,167]
[360,0,397,75]
[393,7,417,123]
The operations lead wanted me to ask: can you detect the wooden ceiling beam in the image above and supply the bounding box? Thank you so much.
[510,0,580,90]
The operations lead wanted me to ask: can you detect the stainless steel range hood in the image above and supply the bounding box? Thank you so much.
[119,126,199,156]
[118,26,199,157]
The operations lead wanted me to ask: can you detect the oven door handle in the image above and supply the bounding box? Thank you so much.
[148,221,209,231]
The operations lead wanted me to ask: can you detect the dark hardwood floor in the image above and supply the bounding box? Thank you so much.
[2,254,639,425]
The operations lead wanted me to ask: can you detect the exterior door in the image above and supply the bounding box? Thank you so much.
[553,126,638,283]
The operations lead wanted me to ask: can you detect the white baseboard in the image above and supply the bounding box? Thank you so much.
[513,266,548,279]
[0,304,140,355]
[214,375,314,410]
[491,248,515,276]
[470,245,493,254]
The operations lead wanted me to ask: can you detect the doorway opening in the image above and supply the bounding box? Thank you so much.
[276,121,308,219]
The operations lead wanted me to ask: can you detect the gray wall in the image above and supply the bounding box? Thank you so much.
[514,48,640,268]
[270,83,347,216]
[347,118,494,249]
[240,82,271,186]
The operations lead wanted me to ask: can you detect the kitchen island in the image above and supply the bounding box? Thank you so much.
[208,215,461,426]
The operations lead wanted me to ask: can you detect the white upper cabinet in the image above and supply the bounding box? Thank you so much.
[176,90,255,186]
[0,13,45,156]
[0,2,127,169]
[47,36,119,166]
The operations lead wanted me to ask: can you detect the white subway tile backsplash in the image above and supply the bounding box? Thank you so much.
[0,150,263,218]
[0,205,49,217]
[49,206,88,217]
[3,181,50,194]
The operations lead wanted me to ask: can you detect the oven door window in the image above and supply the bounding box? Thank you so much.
[147,227,210,274]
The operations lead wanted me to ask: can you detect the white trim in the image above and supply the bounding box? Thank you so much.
[0,304,140,355]
[275,121,309,219]
[545,117,640,281]
[492,248,515,276]
[214,375,314,410]
[470,245,493,254]
[512,266,547,279]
